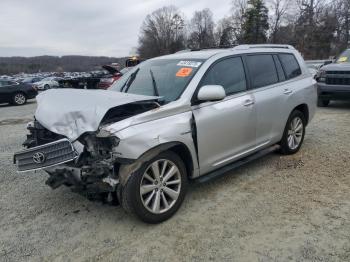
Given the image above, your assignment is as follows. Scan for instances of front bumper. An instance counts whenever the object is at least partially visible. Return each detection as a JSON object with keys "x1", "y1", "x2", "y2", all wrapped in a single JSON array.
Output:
[
  {"x1": 14, "y1": 139, "x2": 120, "y2": 202},
  {"x1": 317, "y1": 82, "x2": 350, "y2": 100}
]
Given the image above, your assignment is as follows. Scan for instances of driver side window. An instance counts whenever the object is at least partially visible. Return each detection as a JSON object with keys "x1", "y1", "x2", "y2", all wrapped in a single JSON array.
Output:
[{"x1": 200, "y1": 57, "x2": 247, "y2": 96}]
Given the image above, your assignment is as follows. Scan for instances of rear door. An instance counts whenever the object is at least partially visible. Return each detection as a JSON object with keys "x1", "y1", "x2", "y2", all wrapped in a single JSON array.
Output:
[
  {"x1": 244, "y1": 53, "x2": 301, "y2": 146},
  {"x1": 192, "y1": 56, "x2": 256, "y2": 174}
]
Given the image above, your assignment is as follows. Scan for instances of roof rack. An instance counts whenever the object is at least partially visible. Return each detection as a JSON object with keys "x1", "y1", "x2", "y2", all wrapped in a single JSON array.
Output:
[
  {"x1": 234, "y1": 44, "x2": 295, "y2": 50},
  {"x1": 176, "y1": 45, "x2": 238, "y2": 53},
  {"x1": 175, "y1": 44, "x2": 295, "y2": 54}
]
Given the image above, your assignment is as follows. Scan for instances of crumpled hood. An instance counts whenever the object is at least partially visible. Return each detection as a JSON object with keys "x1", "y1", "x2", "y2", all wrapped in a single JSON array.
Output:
[{"x1": 35, "y1": 89, "x2": 158, "y2": 140}]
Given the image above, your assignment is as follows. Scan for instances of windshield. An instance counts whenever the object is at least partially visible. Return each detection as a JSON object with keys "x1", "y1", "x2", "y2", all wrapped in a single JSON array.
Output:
[
  {"x1": 110, "y1": 59, "x2": 204, "y2": 103},
  {"x1": 336, "y1": 49, "x2": 350, "y2": 63}
]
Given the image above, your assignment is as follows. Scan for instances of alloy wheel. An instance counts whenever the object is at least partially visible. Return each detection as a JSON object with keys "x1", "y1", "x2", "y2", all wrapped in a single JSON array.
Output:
[
  {"x1": 287, "y1": 116, "x2": 303, "y2": 150},
  {"x1": 140, "y1": 159, "x2": 181, "y2": 214},
  {"x1": 14, "y1": 93, "x2": 26, "y2": 105}
]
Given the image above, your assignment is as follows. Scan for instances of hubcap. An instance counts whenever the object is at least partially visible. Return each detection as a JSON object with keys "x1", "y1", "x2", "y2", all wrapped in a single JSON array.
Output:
[
  {"x1": 287, "y1": 116, "x2": 303, "y2": 150},
  {"x1": 14, "y1": 94, "x2": 25, "y2": 104},
  {"x1": 140, "y1": 159, "x2": 181, "y2": 214}
]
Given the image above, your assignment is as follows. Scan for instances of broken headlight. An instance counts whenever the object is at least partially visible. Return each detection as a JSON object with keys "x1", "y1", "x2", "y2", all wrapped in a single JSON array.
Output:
[
  {"x1": 96, "y1": 128, "x2": 120, "y2": 147},
  {"x1": 316, "y1": 69, "x2": 326, "y2": 82},
  {"x1": 97, "y1": 128, "x2": 113, "y2": 138}
]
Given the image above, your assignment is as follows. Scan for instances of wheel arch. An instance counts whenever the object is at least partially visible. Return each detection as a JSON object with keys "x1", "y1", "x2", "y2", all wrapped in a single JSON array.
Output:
[
  {"x1": 293, "y1": 103, "x2": 309, "y2": 125},
  {"x1": 118, "y1": 141, "x2": 196, "y2": 186},
  {"x1": 168, "y1": 143, "x2": 194, "y2": 179},
  {"x1": 13, "y1": 90, "x2": 27, "y2": 97}
]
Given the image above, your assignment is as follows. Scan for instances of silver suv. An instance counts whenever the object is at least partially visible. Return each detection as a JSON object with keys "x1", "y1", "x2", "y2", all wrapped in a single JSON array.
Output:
[{"x1": 14, "y1": 45, "x2": 317, "y2": 223}]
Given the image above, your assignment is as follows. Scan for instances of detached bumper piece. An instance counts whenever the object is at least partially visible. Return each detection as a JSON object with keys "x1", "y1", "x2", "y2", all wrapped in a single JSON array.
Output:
[{"x1": 14, "y1": 138, "x2": 78, "y2": 172}]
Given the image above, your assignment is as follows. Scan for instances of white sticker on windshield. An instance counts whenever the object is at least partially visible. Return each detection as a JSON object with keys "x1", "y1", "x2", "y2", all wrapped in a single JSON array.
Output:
[{"x1": 177, "y1": 61, "x2": 202, "y2": 68}]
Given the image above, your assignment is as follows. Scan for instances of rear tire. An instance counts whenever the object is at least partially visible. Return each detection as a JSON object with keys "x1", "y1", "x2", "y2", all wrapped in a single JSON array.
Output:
[
  {"x1": 44, "y1": 84, "x2": 50, "y2": 90},
  {"x1": 279, "y1": 110, "x2": 306, "y2": 155},
  {"x1": 317, "y1": 99, "x2": 330, "y2": 107},
  {"x1": 121, "y1": 150, "x2": 188, "y2": 224},
  {"x1": 12, "y1": 92, "x2": 27, "y2": 106}
]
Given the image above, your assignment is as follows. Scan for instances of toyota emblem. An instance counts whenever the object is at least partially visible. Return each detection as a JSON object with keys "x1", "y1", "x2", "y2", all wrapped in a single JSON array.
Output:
[{"x1": 33, "y1": 152, "x2": 46, "y2": 164}]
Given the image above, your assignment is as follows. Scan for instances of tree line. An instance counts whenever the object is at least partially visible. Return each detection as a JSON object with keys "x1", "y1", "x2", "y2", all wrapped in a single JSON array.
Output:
[
  {"x1": 0, "y1": 55, "x2": 126, "y2": 75},
  {"x1": 137, "y1": 0, "x2": 350, "y2": 60}
]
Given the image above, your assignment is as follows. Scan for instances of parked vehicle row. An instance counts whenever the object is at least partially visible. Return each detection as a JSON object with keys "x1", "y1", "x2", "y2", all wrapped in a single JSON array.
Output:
[
  {"x1": 33, "y1": 77, "x2": 61, "y2": 90},
  {"x1": 14, "y1": 44, "x2": 317, "y2": 223}
]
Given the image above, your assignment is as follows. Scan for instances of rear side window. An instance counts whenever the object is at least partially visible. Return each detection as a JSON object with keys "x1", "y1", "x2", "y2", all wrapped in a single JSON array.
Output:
[
  {"x1": 200, "y1": 57, "x2": 247, "y2": 95},
  {"x1": 246, "y1": 54, "x2": 279, "y2": 88},
  {"x1": 278, "y1": 54, "x2": 302, "y2": 79}
]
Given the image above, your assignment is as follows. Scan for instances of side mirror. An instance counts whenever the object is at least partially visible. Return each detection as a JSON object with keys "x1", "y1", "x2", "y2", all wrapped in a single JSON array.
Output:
[{"x1": 197, "y1": 85, "x2": 226, "y2": 102}]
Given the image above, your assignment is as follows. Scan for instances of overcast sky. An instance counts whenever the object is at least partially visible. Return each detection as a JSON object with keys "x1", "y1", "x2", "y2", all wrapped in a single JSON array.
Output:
[{"x1": 0, "y1": 0, "x2": 232, "y2": 57}]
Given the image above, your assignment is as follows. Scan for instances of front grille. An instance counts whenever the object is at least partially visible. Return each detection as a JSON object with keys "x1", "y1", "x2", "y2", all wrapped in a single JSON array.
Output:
[
  {"x1": 326, "y1": 77, "x2": 350, "y2": 85},
  {"x1": 325, "y1": 71, "x2": 350, "y2": 85},
  {"x1": 14, "y1": 139, "x2": 77, "y2": 172},
  {"x1": 326, "y1": 71, "x2": 350, "y2": 75}
]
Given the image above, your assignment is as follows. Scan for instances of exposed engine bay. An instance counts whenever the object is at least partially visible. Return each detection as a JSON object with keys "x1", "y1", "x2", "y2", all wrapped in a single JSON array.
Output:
[{"x1": 16, "y1": 99, "x2": 160, "y2": 204}]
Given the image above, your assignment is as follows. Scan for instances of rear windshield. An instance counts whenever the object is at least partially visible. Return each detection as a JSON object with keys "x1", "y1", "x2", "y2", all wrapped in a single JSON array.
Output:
[
  {"x1": 337, "y1": 50, "x2": 350, "y2": 63},
  {"x1": 110, "y1": 59, "x2": 204, "y2": 103}
]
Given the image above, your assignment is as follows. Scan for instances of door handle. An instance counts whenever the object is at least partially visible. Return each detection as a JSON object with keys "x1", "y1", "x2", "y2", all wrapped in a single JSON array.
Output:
[
  {"x1": 283, "y1": 89, "x2": 293, "y2": 95},
  {"x1": 243, "y1": 99, "x2": 255, "y2": 107}
]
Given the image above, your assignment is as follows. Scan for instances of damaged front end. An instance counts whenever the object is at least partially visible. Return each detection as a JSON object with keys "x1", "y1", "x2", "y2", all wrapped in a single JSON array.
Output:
[
  {"x1": 14, "y1": 120, "x2": 123, "y2": 203},
  {"x1": 45, "y1": 133, "x2": 123, "y2": 203},
  {"x1": 13, "y1": 89, "x2": 161, "y2": 203}
]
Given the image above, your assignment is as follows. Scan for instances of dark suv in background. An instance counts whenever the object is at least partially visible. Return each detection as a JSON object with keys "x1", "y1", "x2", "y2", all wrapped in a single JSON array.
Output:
[
  {"x1": 316, "y1": 49, "x2": 350, "y2": 106},
  {"x1": 0, "y1": 80, "x2": 38, "y2": 106}
]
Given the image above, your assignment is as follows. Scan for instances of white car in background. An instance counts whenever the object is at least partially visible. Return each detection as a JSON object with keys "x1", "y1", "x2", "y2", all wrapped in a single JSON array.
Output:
[{"x1": 34, "y1": 77, "x2": 60, "y2": 90}]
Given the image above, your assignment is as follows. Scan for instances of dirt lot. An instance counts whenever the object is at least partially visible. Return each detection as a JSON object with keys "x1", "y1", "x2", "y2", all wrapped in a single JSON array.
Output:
[{"x1": 1, "y1": 99, "x2": 350, "y2": 262}]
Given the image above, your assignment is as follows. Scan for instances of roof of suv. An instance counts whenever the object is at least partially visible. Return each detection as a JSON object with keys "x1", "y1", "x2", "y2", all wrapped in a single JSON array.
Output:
[{"x1": 156, "y1": 44, "x2": 296, "y2": 60}]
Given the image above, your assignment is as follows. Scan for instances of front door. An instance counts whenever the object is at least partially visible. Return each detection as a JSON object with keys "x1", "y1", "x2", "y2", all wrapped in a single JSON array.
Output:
[{"x1": 192, "y1": 56, "x2": 256, "y2": 174}]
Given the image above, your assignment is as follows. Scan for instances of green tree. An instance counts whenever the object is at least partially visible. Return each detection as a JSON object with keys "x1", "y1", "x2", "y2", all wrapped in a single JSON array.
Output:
[{"x1": 241, "y1": 0, "x2": 269, "y2": 43}]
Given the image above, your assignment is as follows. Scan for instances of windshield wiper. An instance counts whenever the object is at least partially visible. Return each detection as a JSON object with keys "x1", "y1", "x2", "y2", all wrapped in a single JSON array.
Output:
[
  {"x1": 121, "y1": 68, "x2": 140, "y2": 92},
  {"x1": 149, "y1": 69, "x2": 160, "y2": 97}
]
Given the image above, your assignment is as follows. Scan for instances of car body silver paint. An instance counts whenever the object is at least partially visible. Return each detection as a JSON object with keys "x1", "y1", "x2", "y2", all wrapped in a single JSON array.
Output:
[
  {"x1": 34, "y1": 46, "x2": 316, "y2": 179},
  {"x1": 191, "y1": 91, "x2": 256, "y2": 174},
  {"x1": 35, "y1": 88, "x2": 158, "y2": 141},
  {"x1": 101, "y1": 47, "x2": 316, "y2": 178},
  {"x1": 110, "y1": 110, "x2": 199, "y2": 177}
]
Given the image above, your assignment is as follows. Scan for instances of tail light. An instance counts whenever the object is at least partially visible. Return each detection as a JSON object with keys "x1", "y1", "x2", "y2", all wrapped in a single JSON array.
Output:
[{"x1": 100, "y1": 78, "x2": 115, "y2": 84}]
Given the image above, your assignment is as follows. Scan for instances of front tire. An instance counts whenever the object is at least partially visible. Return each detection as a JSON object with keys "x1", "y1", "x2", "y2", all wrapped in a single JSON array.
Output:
[
  {"x1": 279, "y1": 110, "x2": 306, "y2": 155},
  {"x1": 121, "y1": 151, "x2": 188, "y2": 224},
  {"x1": 44, "y1": 84, "x2": 50, "y2": 90}
]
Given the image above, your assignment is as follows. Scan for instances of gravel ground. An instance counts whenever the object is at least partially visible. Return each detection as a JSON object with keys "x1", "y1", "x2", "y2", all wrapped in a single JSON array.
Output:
[{"x1": 1, "y1": 99, "x2": 350, "y2": 262}]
